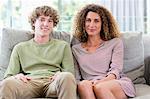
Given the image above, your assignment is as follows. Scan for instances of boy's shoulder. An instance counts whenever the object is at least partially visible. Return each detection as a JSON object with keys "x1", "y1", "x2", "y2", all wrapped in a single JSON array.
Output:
[{"x1": 14, "y1": 39, "x2": 32, "y2": 49}]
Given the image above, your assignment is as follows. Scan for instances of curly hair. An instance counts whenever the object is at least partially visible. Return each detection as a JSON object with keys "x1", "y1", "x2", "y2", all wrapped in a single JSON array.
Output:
[
  {"x1": 73, "y1": 4, "x2": 120, "y2": 42},
  {"x1": 28, "y1": 6, "x2": 59, "y2": 30}
]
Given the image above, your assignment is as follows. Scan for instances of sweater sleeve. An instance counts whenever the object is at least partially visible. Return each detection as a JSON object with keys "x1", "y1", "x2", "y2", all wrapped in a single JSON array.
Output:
[
  {"x1": 61, "y1": 43, "x2": 75, "y2": 75},
  {"x1": 107, "y1": 39, "x2": 124, "y2": 79},
  {"x1": 4, "y1": 45, "x2": 21, "y2": 78}
]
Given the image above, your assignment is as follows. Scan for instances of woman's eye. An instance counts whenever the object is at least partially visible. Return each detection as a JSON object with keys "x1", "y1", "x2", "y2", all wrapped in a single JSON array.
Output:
[
  {"x1": 94, "y1": 19, "x2": 99, "y2": 23},
  {"x1": 86, "y1": 19, "x2": 91, "y2": 22}
]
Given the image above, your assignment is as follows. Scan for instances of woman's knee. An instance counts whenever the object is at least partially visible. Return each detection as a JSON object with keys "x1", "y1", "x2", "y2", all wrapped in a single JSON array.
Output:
[
  {"x1": 93, "y1": 84, "x2": 105, "y2": 94},
  {"x1": 93, "y1": 81, "x2": 127, "y2": 99},
  {"x1": 78, "y1": 80, "x2": 92, "y2": 86},
  {"x1": 78, "y1": 80, "x2": 92, "y2": 90}
]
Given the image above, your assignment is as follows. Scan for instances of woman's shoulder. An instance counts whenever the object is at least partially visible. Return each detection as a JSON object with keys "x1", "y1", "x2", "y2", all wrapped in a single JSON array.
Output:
[
  {"x1": 107, "y1": 38, "x2": 123, "y2": 44},
  {"x1": 72, "y1": 43, "x2": 81, "y2": 49},
  {"x1": 111, "y1": 37, "x2": 122, "y2": 42},
  {"x1": 104, "y1": 38, "x2": 123, "y2": 48},
  {"x1": 72, "y1": 43, "x2": 84, "y2": 54}
]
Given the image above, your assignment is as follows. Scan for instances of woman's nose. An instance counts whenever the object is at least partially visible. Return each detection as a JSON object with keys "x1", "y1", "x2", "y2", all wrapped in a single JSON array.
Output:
[{"x1": 89, "y1": 21, "x2": 94, "y2": 27}]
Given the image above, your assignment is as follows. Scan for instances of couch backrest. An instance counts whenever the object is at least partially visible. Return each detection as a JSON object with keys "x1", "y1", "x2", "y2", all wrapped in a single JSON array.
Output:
[{"x1": 143, "y1": 35, "x2": 150, "y2": 59}]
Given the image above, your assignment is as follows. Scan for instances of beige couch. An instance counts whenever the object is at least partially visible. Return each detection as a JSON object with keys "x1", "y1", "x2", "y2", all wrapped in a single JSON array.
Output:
[{"x1": 0, "y1": 28, "x2": 150, "y2": 99}]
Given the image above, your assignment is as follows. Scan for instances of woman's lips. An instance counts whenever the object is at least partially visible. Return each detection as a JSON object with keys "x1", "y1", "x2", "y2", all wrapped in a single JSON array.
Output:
[{"x1": 88, "y1": 29, "x2": 96, "y2": 32}]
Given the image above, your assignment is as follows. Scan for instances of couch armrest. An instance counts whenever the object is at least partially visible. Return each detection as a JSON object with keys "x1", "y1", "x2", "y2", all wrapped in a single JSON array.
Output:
[{"x1": 144, "y1": 56, "x2": 150, "y2": 85}]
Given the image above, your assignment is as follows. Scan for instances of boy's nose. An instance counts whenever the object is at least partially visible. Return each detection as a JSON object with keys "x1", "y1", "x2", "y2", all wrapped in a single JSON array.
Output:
[{"x1": 43, "y1": 21, "x2": 49, "y2": 25}]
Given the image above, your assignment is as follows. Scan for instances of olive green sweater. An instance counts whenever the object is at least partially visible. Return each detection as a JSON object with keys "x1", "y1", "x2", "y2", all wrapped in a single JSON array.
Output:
[{"x1": 4, "y1": 39, "x2": 74, "y2": 78}]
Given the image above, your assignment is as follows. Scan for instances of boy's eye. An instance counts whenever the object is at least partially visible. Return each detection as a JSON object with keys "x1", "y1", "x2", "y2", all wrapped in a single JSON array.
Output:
[
  {"x1": 39, "y1": 18, "x2": 45, "y2": 22},
  {"x1": 49, "y1": 20, "x2": 53, "y2": 22}
]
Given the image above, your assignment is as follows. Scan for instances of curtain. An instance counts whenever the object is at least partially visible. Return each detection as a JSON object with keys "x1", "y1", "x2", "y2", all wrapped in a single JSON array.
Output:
[
  {"x1": 147, "y1": 0, "x2": 150, "y2": 33},
  {"x1": 99, "y1": 0, "x2": 144, "y2": 33}
]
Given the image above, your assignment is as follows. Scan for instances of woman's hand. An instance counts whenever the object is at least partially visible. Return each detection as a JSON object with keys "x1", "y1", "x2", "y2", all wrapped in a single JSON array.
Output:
[
  {"x1": 92, "y1": 73, "x2": 116, "y2": 85},
  {"x1": 92, "y1": 80, "x2": 101, "y2": 85},
  {"x1": 14, "y1": 73, "x2": 31, "y2": 83}
]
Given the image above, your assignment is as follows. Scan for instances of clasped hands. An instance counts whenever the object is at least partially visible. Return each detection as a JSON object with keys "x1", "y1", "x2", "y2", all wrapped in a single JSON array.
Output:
[
  {"x1": 91, "y1": 73, "x2": 116, "y2": 85},
  {"x1": 14, "y1": 71, "x2": 61, "y2": 83}
]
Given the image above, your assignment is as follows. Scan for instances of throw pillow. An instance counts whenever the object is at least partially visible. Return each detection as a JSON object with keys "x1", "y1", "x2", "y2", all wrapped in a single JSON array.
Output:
[{"x1": 121, "y1": 32, "x2": 145, "y2": 84}]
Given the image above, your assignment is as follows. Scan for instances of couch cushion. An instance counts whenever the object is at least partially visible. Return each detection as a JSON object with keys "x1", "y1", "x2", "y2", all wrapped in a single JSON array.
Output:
[
  {"x1": 134, "y1": 84, "x2": 150, "y2": 97},
  {"x1": 0, "y1": 28, "x2": 70, "y2": 80},
  {"x1": 121, "y1": 32, "x2": 145, "y2": 84}
]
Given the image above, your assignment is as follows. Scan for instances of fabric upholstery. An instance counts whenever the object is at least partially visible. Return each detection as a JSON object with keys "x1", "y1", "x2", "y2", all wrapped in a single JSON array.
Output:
[
  {"x1": 143, "y1": 35, "x2": 150, "y2": 59},
  {"x1": 121, "y1": 32, "x2": 144, "y2": 72},
  {"x1": 134, "y1": 84, "x2": 150, "y2": 97},
  {"x1": 121, "y1": 32, "x2": 145, "y2": 84}
]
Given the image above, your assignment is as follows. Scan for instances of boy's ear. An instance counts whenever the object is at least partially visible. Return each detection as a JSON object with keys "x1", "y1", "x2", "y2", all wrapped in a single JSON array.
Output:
[{"x1": 33, "y1": 22, "x2": 35, "y2": 27}]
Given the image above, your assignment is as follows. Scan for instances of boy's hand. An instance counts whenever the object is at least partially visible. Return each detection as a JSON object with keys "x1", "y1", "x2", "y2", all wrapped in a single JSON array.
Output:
[
  {"x1": 14, "y1": 73, "x2": 31, "y2": 83},
  {"x1": 49, "y1": 71, "x2": 61, "y2": 82}
]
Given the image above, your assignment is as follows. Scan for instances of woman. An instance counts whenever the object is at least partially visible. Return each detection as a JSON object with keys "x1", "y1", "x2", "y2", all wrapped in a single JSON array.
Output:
[{"x1": 72, "y1": 4, "x2": 136, "y2": 99}]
